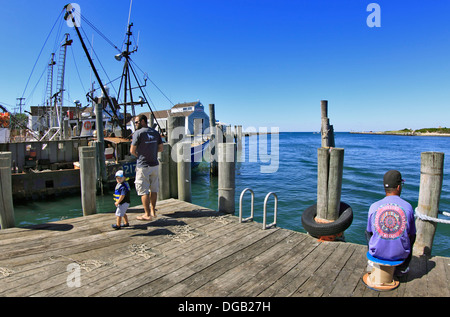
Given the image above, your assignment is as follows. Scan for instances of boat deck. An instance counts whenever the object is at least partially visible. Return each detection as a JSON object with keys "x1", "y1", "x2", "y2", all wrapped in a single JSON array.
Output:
[{"x1": 0, "y1": 199, "x2": 449, "y2": 297}]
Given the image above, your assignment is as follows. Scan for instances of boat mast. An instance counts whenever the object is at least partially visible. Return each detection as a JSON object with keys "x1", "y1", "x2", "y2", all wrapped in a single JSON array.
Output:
[
  {"x1": 44, "y1": 53, "x2": 56, "y2": 132},
  {"x1": 63, "y1": 4, "x2": 125, "y2": 136},
  {"x1": 55, "y1": 33, "x2": 72, "y2": 140},
  {"x1": 116, "y1": 23, "x2": 137, "y2": 130},
  {"x1": 115, "y1": 23, "x2": 165, "y2": 135}
]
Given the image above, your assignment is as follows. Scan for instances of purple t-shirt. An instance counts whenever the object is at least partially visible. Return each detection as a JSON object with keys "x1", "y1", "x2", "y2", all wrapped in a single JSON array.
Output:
[{"x1": 366, "y1": 195, "x2": 416, "y2": 261}]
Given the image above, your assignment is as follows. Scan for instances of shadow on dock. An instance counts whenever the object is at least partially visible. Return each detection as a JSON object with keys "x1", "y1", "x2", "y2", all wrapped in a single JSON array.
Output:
[{"x1": 24, "y1": 223, "x2": 74, "y2": 232}]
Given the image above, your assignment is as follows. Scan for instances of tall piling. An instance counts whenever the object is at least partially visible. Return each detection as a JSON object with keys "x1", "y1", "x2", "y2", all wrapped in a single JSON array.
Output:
[
  {"x1": 95, "y1": 100, "x2": 107, "y2": 186},
  {"x1": 157, "y1": 143, "x2": 170, "y2": 201},
  {"x1": 317, "y1": 146, "x2": 344, "y2": 221},
  {"x1": 0, "y1": 152, "x2": 15, "y2": 229},
  {"x1": 218, "y1": 142, "x2": 236, "y2": 214},
  {"x1": 327, "y1": 148, "x2": 344, "y2": 221},
  {"x1": 177, "y1": 139, "x2": 192, "y2": 202},
  {"x1": 209, "y1": 104, "x2": 218, "y2": 176},
  {"x1": 314, "y1": 100, "x2": 346, "y2": 237},
  {"x1": 168, "y1": 116, "x2": 185, "y2": 198},
  {"x1": 79, "y1": 146, "x2": 97, "y2": 216},
  {"x1": 236, "y1": 125, "x2": 242, "y2": 152},
  {"x1": 316, "y1": 148, "x2": 330, "y2": 220},
  {"x1": 321, "y1": 100, "x2": 335, "y2": 148},
  {"x1": 414, "y1": 152, "x2": 444, "y2": 257}
]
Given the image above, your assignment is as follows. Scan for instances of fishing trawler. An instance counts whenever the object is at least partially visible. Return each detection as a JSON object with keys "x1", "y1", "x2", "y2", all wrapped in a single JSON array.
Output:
[{"x1": 0, "y1": 4, "x2": 211, "y2": 200}]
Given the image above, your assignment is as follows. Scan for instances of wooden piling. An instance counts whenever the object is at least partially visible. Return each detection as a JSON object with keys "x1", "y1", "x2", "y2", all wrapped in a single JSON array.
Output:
[
  {"x1": 177, "y1": 140, "x2": 192, "y2": 203},
  {"x1": 157, "y1": 143, "x2": 170, "y2": 201},
  {"x1": 79, "y1": 146, "x2": 97, "y2": 216},
  {"x1": 168, "y1": 116, "x2": 185, "y2": 199},
  {"x1": 236, "y1": 125, "x2": 242, "y2": 152},
  {"x1": 209, "y1": 104, "x2": 218, "y2": 176},
  {"x1": 210, "y1": 126, "x2": 219, "y2": 176},
  {"x1": 0, "y1": 152, "x2": 15, "y2": 229},
  {"x1": 321, "y1": 100, "x2": 335, "y2": 148},
  {"x1": 327, "y1": 148, "x2": 344, "y2": 221},
  {"x1": 414, "y1": 152, "x2": 444, "y2": 257},
  {"x1": 63, "y1": 119, "x2": 70, "y2": 139},
  {"x1": 317, "y1": 99, "x2": 343, "y2": 223},
  {"x1": 95, "y1": 101, "x2": 107, "y2": 185},
  {"x1": 209, "y1": 104, "x2": 216, "y2": 129},
  {"x1": 218, "y1": 142, "x2": 236, "y2": 214},
  {"x1": 316, "y1": 148, "x2": 330, "y2": 220}
]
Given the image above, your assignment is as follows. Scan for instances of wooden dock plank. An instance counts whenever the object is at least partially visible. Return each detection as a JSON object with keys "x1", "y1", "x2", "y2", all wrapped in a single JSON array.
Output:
[
  {"x1": 34, "y1": 209, "x2": 238, "y2": 297},
  {"x1": 0, "y1": 199, "x2": 449, "y2": 297},
  {"x1": 184, "y1": 229, "x2": 295, "y2": 297},
  {"x1": 327, "y1": 243, "x2": 367, "y2": 296},
  {"x1": 122, "y1": 222, "x2": 277, "y2": 297},
  {"x1": 228, "y1": 233, "x2": 311, "y2": 297}
]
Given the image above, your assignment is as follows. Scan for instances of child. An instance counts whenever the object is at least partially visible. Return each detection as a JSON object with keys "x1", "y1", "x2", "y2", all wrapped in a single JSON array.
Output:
[{"x1": 112, "y1": 170, "x2": 131, "y2": 230}]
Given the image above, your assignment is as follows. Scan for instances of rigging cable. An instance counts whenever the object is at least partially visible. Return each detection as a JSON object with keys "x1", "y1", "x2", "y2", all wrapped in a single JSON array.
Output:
[
  {"x1": 129, "y1": 58, "x2": 175, "y2": 107},
  {"x1": 21, "y1": 10, "x2": 65, "y2": 101},
  {"x1": 80, "y1": 15, "x2": 121, "y2": 53},
  {"x1": 78, "y1": 24, "x2": 119, "y2": 99},
  {"x1": 127, "y1": 60, "x2": 164, "y2": 134},
  {"x1": 69, "y1": 45, "x2": 87, "y2": 94}
]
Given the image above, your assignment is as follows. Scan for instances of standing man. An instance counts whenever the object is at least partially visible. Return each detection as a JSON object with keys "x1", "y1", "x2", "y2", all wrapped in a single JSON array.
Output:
[
  {"x1": 131, "y1": 114, "x2": 163, "y2": 221},
  {"x1": 366, "y1": 170, "x2": 416, "y2": 276}
]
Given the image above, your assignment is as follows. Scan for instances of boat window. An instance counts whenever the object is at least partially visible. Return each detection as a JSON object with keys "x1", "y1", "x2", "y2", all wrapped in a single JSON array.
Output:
[{"x1": 58, "y1": 143, "x2": 64, "y2": 150}]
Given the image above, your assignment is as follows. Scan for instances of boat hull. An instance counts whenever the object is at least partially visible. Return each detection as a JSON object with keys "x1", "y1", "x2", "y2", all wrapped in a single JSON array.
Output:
[
  {"x1": 9, "y1": 138, "x2": 210, "y2": 200},
  {"x1": 191, "y1": 139, "x2": 210, "y2": 168}
]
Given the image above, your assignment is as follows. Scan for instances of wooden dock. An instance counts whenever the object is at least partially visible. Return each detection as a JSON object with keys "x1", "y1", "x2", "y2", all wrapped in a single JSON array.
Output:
[{"x1": 0, "y1": 199, "x2": 449, "y2": 297}]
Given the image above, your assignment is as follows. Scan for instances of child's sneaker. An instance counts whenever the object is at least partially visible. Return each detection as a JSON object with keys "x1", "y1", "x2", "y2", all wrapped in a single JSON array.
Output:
[{"x1": 111, "y1": 224, "x2": 121, "y2": 230}]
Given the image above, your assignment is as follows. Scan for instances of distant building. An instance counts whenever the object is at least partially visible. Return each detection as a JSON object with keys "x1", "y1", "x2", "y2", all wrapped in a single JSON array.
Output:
[{"x1": 139, "y1": 101, "x2": 210, "y2": 136}]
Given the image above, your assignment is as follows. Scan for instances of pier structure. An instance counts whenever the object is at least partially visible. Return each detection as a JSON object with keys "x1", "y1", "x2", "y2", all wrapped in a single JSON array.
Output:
[
  {"x1": 0, "y1": 152, "x2": 15, "y2": 229},
  {"x1": 1, "y1": 101, "x2": 448, "y2": 296},
  {"x1": 0, "y1": 199, "x2": 448, "y2": 297}
]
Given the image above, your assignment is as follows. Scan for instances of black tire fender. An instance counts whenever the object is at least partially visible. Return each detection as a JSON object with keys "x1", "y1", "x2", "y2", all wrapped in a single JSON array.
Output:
[{"x1": 301, "y1": 202, "x2": 353, "y2": 238}]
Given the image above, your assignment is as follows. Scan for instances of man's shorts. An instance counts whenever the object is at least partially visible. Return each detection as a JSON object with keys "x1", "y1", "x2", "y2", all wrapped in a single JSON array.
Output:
[
  {"x1": 135, "y1": 165, "x2": 159, "y2": 196},
  {"x1": 115, "y1": 202, "x2": 129, "y2": 217}
]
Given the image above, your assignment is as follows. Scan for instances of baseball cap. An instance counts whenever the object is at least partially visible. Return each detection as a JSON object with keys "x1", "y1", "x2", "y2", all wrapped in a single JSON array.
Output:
[
  {"x1": 383, "y1": 170, "x2": 404, "y2": 188},
  {"x1": 115, "y1": 170, "x2": 124, "y2": 178}
]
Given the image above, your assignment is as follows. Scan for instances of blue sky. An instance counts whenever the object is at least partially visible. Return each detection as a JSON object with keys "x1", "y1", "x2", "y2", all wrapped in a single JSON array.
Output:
[{"x1": 0, "y1": 0, "x2": 449, "y2": 132}]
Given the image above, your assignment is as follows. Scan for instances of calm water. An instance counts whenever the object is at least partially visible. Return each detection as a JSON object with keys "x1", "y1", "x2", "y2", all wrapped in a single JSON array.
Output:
[{"x1": 13, "y1": 132, "x2": 450, "y2": 257}]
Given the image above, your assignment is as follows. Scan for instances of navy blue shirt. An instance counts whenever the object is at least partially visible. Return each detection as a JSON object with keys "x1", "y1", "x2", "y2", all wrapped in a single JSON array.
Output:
[{"x1": 131, "y1": 127, "x2": 163, "y2": 167}]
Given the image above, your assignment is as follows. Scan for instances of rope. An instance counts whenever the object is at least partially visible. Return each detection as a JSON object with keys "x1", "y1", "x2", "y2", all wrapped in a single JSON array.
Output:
[
  {"x1": 0, "y1": 267, "x2": 14, "y2": 277},
  {"x1": 415, "y1": 207, "x2": 450, "y2": 224}
]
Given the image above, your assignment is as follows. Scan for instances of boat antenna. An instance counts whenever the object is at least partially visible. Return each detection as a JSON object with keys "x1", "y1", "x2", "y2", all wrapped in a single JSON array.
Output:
[{"x1": 127, "y1": 0, "x2": 133, "y2": 30}]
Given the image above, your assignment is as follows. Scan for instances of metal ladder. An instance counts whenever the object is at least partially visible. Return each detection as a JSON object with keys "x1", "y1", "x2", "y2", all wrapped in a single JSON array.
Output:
[{"x1": 239, "y1": 188, "x2": 278, "y2": 230}]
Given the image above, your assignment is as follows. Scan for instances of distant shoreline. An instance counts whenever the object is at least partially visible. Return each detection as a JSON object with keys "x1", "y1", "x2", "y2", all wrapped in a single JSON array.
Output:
[
  {"x1": 240, "y1": 130, "x2": 450, "y2": 137},
  {"x1": 350, "y1": 131, "x2": 450, "y2": 137}
]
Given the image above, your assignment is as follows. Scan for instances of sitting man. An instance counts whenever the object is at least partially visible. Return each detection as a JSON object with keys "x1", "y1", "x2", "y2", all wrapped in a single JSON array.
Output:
[{"x1": 366, "y1": 170, "x2": 416, "y2": 276}]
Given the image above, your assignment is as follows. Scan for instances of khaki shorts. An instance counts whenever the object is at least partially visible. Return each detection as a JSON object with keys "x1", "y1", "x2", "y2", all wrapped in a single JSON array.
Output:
[
  {"x1": 115, "y1": 202, "x2": 129, "y2": 217},
  {"x1": 135, "y1": 165, "x2": 159, "y2": 196}
]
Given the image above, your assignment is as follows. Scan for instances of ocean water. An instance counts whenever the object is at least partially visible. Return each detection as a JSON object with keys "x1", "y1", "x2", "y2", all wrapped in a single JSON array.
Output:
[{"x1": 12, "y1": 132, "x2": 450, "y2": 257}]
